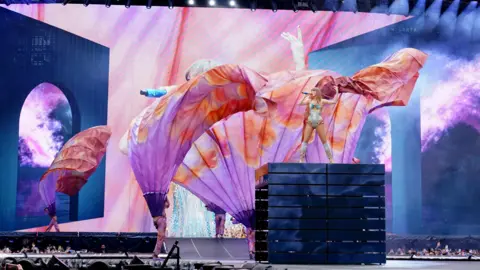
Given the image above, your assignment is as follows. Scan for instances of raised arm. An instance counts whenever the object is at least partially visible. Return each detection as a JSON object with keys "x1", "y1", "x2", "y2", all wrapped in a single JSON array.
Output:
[{"x1": 281, "y1": 26, "x2": 306, "y2": 71}]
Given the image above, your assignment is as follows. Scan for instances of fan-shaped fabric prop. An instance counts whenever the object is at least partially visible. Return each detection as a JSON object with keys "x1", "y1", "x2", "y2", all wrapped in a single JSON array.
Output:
[
  {"x1": 174, "y1": 48, "x2": 427, "y2": 229},
  {"x1": 39, "y1": 126, "x2": 111, "y2": 216},
  {"x1": 126, "y1": 64, "x2": 275, "y2": 218}
]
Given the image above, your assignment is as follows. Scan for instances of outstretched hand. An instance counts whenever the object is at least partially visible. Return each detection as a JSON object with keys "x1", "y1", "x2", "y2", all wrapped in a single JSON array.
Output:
[
  {"x1": 281, "y1": 26, "x2": 306, "y2": 71},
  {"x1": 281, "y1": 25, "x2": 303, "y2": 47}
]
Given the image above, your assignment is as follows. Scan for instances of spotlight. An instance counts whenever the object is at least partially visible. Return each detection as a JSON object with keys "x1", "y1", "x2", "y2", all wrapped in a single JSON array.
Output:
[
  {"x1": 271, "y1": 0, "x2": 277, "y2": 12},
  {"x1": 105, "y1": 0, "x2": 111, "y2": 7},
  {"x1": 146, "y1": 0, "x2": 152, "y2": 8},
  {"x1": 250, "y1": 0, "x2": 257, "y2": 10},
  {"x1": 292, "y1": 0, "x2": 298, "y2": 12},
  {"x1": 208, "y1": 0, "x2": 215, "y2": 5},
  {"x1": 83, "y1": 0, "x2": 89, "y2": 6},
  {"x1": 125, "y1": 0, "x2": 131, "y2": 8},
  {"x1": 187, "y1": 0, "x2": 194, "y2": 4},
  {"x1": 229, "y1": 0, "x2": 236, "y2": 6},
  {"x1": 308, "y1": 0, "x2": 317, "y2": 12}
]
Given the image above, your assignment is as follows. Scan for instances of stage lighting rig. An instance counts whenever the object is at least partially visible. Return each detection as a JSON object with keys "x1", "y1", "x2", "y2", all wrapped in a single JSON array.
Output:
[
  {"x1": 271, "y1": 0, "x2": 277, "y2": 12},
  {"x1": 308, "y1": 0, "x2": 317, "y2": 12},
  {"x1": 292, "y1": 0, "x2": 299, "y2": 12},
  {"x1": 250, "y1": 0, "x2": 257, "y2": 10}
]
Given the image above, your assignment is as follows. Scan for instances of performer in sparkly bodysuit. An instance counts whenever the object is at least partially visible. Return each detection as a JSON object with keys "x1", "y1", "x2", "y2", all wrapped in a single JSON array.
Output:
[{"x1": 298, "y1": 77, "x2": 339, "y2": 163}]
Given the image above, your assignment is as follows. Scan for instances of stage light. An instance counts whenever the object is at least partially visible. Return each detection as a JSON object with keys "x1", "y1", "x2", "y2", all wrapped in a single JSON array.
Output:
[
  {"x1": 83, "y1": 0, "x2": 89, "y2": 6},
  {"x1": 208, "y1": 0, "x2": 216, "y2": 5},
  {"x1": 250, "y1": 0, "x2": 257, "y2": 10},
  {"x1": 146, "y1": 0, "x2": 152, "y2": 9},
  {"x1": 125, "y1": 0, "x2": 131, "y2": 8},
  {"x1": 308, "y1": 0, "x2": 317, "y2": 11},
  {"x1": 188, "y1": 0, "x2": 194, "y2": 4},
  {"x1": 271, "y1": 0, "x2": 277, "y2": 12},
  {"x1": 229, "y1": 0, "x2": 236, "y2": 6},
  {"x1": 292, "y1": 0, "x2": 298, "y2": 12}
]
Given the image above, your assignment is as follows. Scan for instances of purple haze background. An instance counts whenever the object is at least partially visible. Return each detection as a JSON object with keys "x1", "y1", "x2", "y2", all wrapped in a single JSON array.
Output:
[{"x1": 17, "y1": 83, "x2": 72, "y2": 217}]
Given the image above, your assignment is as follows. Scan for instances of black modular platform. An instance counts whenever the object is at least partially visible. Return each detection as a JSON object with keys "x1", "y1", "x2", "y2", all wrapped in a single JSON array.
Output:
[{"x1": 255, "y1": 163, "x2": 386, "y2": 265}]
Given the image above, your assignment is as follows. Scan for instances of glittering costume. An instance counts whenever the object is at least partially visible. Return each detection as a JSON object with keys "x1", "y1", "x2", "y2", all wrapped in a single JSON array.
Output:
[{"x1": 307, "y1": 103, "x2": 323, "y2": 128}]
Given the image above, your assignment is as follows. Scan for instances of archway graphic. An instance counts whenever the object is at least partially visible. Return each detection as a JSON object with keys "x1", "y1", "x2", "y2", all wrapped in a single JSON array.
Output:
[{"x1": 17, "y1": 83, "x2": 73, "y2": 220}]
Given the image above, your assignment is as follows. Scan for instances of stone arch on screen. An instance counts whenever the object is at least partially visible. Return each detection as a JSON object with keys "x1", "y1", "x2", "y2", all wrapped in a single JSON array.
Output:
[{"x1": 17, "y1": 82, "x2": 75, "y2": 225}]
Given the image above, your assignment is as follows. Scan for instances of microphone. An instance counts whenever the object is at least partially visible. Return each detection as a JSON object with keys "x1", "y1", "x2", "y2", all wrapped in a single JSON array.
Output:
[{"x1": 302, "y1": 92, "x2": 309, "y2": 95}]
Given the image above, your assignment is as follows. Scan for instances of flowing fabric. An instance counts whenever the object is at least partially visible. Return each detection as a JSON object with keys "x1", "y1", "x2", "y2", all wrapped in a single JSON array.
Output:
[
  {"x1": 38, "y1": 126, "x2": 111, "y2": 216},
  {"x1": 174, "y1": 48, "x2": 427, "y2": 227},
  {"x1": 127, "y1": 64, "x2": 276, "y2": 218}
]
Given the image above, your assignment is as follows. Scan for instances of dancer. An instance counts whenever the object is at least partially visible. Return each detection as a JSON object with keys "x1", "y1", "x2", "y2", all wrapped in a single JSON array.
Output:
[
  {"x1": 153, "y1": 197, "x2": 170, "y2": 257},
  {"x1": 298, "y1": 77, "x2": 339, "y2": 163},
  {"x1": 153, "y1": 197, "x2": 170, "y2": 258},
  {"x1": 205, "y1": 204, "x2": 226, "y2": 238},
  {"x1": 44, "y1": 207, "x2": 60, "y2": 232}
]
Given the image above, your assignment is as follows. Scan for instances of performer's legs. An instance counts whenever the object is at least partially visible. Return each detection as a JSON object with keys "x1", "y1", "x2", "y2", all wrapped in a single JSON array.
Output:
[
  {"x1": 153, "y1": 217, "x2": 167, "y2": 257},
  {"x1": 45, "y1": 217, "x2": 58, "y2": 232},
  {"x1": 316, "y1": 122, "x2": 333, "y2": 163},
  {"x1": 246, "y1": 228, "x2": 255, "y2": 259},
  {"x1": 300, "y1": 124, "x2": 314, "y2": 163},
  {"x1": 215, "y1": 215, "x2": 221, "y2": 238},
  {"x1": 219, "y1": 214, "x2": 226, "y2": 237},
  {"x1": 53, "y1": 219, "x2": 60, "y2": 232}
]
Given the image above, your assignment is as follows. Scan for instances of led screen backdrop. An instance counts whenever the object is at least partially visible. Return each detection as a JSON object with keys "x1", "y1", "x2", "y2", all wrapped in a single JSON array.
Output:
[
  {"x1": 2, "y1": 3, "x2": 480, "y2": 236},
  {"x1": 0, "y1": 6, "x2": 109, "y2": 231}
]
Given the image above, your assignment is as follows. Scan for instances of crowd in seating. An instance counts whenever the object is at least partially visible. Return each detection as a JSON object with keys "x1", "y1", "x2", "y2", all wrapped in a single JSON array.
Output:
[
  {"x1": 1, "y1": 243, "x2": 90, "y2": 254},
  {"x1": 388, "y1": 241, "x2": 480, "y2": 257}
]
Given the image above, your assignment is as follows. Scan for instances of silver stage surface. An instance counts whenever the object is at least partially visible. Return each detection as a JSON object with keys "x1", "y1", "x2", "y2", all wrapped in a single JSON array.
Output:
[{"x1": 269, "y1": 260, "x2": 480, "y2": 269}]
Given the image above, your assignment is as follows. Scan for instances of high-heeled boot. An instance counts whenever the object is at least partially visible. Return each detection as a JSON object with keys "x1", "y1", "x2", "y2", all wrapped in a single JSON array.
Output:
[
  {"x1": 323, "y1": 143, "x2": 334, "y2": 163},
  {"x1": 299, "y1": 142, "x2": 307, "y2": 163}
]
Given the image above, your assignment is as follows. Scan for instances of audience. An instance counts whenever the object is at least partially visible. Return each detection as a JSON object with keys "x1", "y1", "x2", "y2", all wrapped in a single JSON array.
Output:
[{"x1": 388, "y1": 242, "x2": 480, "y2": 257}]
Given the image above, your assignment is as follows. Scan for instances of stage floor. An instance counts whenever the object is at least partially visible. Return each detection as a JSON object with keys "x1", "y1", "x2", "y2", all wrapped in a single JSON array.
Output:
[{"x1": 266, "y1": 260, "x2": 480, "y2": 269}]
